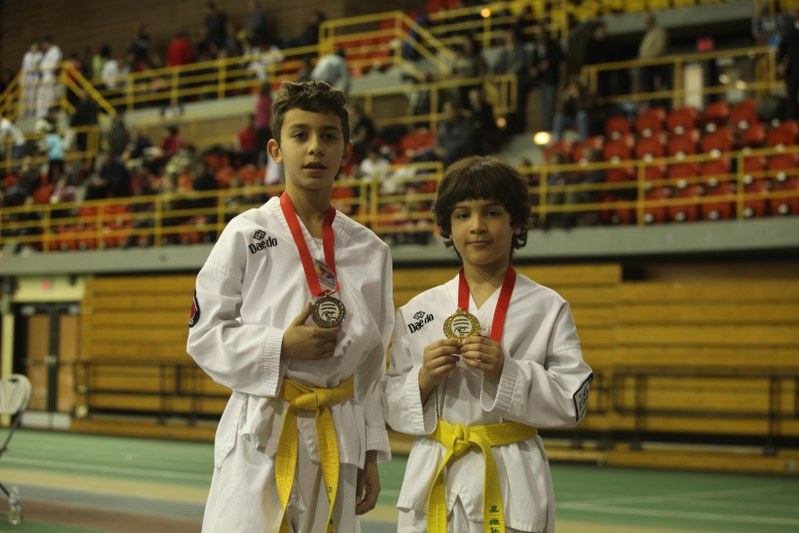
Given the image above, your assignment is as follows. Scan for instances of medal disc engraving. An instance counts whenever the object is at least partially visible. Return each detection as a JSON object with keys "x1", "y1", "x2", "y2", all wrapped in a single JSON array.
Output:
[
  {"x1": 312, "y1": 294, "x2": 346, "y2": 328},
  {"x1": 443, "y1": 309, "x2": 481, "y2": 340}
]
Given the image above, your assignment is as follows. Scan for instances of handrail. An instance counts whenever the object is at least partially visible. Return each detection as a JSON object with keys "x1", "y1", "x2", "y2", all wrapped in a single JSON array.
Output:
[
  {"x1": 581, "y1": 45, "x2": 778, "y2": 108},
  {"x1": 1, "y1": 144, "x2": 797, "y2": 253},
  {"x1": 613, "y1": 366, "x2": 799, "y2": 453}
]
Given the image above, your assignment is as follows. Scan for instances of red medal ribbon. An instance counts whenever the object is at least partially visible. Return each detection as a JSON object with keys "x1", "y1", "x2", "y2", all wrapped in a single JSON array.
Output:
[
  {"x1": 457, "y1": 265, "x2": 517, "y2": 342},
  {"x1": 280, "y1": 192, "x2": 339, "y2": 297}
]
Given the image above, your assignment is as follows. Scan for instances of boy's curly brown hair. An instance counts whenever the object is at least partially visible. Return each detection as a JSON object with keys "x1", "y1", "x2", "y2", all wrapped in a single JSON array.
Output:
[
  {"x1": 271, "y1": 80, "x2": 350, "y2": 145},
  {"x1": 432, "y1": 155, "x2": 531, "y2": 252}
]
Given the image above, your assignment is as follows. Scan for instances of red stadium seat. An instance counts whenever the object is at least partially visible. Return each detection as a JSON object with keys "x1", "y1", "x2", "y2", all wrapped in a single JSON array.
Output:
[
  {"x1": 700, "y1": 158, "x2": 731, "y2": 187},
  {"x1": 667, "y1": 183, "x2": 703, "y2": 222},
  {"x1": 666, "y1": 106, "x2": 698, "y2": 135},
  {"x1": 667, "y1": 130, "x2": 699, "y2": 158},
  {"x1": 635, "y1": 106, "x2": 667, "y2": 137},
  {"x1": 742, "y1": 155, "x2": 767, "y2": 185},
  {"x1": 635, "y1": 134, "x2": 667, "y2": 181},
  {"x1": 604, "y1": 115, "x2": 632, "y2": 140},
  {"x1": 702, "y1": 180, "x2": 736, "y2": 221},
  {"x1": 740, "y1": 122, "x2": 767, "y2": 148},
  {"x1": 544, "y1": 140, "x2": 573, "y2": 163},
  {"x1": 601, "y1": 196, "x2": 635, "y2": 225},
  {"x1": 770, "y1": 174, "x2": 799, "y2": 215},
  {"x1": 668, "y1": 162, "x2": 700, "y2": 187},
  {"x1": 572, "y1": 136, "x2": 604, "y2": 163},
  {"x1": 766, "y1": 120, "x2": 799, "y2": 148},
  {"x1": 730, "y1": 98, "x2": 759, "y2": 131},
  {"x1": 643, "y1": 186, "x2": 670, "y2": 224},
  {"x1": 603, "y1": 137, "x2": 634, "y2": 183},
  {"x1": 701, "y1": 101, "x2": 730, "y2": 132},
  {"x1": 701, "y1": 127, "x2": 734, "y2": 157},
  {"x1": 768, "y1": 152, "x2": 799, "y2": 183},
  {"x1": 743, "y1": 179, "x2": 770, "y2": 218}
]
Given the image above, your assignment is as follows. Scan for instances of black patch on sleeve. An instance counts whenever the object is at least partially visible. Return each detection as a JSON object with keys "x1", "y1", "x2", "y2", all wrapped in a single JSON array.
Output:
[
  {"x1": 573, "y1": 374, "x2": 592, "y2": 422},
  {"x1": 189, "y1": 291, "x2": 201, "y2": 328}
]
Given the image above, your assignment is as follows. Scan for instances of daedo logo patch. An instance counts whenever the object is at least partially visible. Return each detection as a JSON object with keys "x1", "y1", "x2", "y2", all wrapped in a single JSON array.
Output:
[
  {"x1": 408, "y1": 310, "x2": 434, "y2": 334},
  {"x1": 189, "y1": 291, "x2": 201, "y2": 328},
  {"x1": 249, "y1": 229, "x2": 277, "y2": 254}
]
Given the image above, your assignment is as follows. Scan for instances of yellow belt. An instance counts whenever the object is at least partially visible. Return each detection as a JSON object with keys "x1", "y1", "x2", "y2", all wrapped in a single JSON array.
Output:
[
  {"x1": 276, "y1": 376, "x2": 354, "y2": 533},
  {"x1": 426, "y1": 419, "x2": 537, "y2": 533}
]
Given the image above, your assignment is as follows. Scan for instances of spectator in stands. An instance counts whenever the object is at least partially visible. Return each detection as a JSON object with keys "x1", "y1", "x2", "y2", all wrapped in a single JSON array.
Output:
[
  {"x1": 104, "y1": 112, "x2": 130, "y2": 158},
  {"x1": 492, "y1": 29, "x2": 529, "y2": 134},
  {"x1": 311, "y1": 49, "x2": 351, "y2": 95},
  {"x1": 466, "y1": 86, "x2": 500, "y2": 154},
  {"x1": 778, "y1": 6, "x2": 799, "y2": 120},
  {"x1": 69, "y1": 89, "x2": 99, "y2": 155},
  {"x1": 204, "y1": 2, "x2": 230, "y2": 53},
  {"x1": 296, "y1": 56, "x2": 313, "y2": 82},
  {"x1": 254, "y1": 82, "x2": 273, "y2": 167},
  {"x1": 349, "y1": 103, "x2": 377, "y2": 165},
  {"x1": 92, "y1": 45, "x2": 110, "y2": 84},
  {"x1": 99, "y1": 150, "x2": 131, "y2": 198},
  {"x1": 542, "y1": 150, "x2": 570, "y2": 230},
  {"x1": 0, "y1": 116, "x2": 27, "y2": 171},
  {"x1": 49, "y1": 174, "x2": 77, "y2": 219},
  {"x1": 37, "y1": 35, "x2": 62, "y2": 118},
  {"x1": 123, "y1": 128, "x2": 152, "y2": 164},
  {"x1": 530, "y1": 23, "x2": 564, "y2": 134},
  {"x1": 553, "y1": 76, "x2": 591, "y2": 143},
  {"x1": 452, "y1": 34, "x2": 488, "y2": 109},
  {"x1": 408, "y1": 72, "x2": 435, "y2": 129},
  {"x1": 237, "y1": 113, "x2": 258, "y2": 166},
  {"x1": 166, "y1": 31, "x2": 194, "y2": 68},
  {"x1": 583, "y1": 21, "x2": 621, "y2": 99},
  {"x1": 357, "y1": 143, "x2": 394, "y2": 193},
  {"x1": 100, "y1": 49, "x2": 129, "y2": 92},
  {"x1": 128, "y1": 23, "x2": 152, "y2": 71},
  {"x1": 299, "y1": 9, "x2": 326, "y2": 48},
  {"x1": 20, "y1": 40, "x2": 42, "y2": 118},
  {"x1": 245, "y1": 0, "x2": 270, "y2": 47},
  {"x1": 432, "y1": 99, "x2": 475, "y2": 168},
  {"x1": 563, "y1": 146, "x2": 603, "y2": 228},
  {"x1": 636, "y1": 13, "x2": 669, "y2": 97}
]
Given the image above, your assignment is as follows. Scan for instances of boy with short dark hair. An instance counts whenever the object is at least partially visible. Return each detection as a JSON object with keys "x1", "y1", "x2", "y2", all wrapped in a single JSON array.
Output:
[
  {"x1": 384, "y1": 155, "x2": 592, "y2": 533},
  {"x1": 188, "y1": 80, "x2": 393, "y2": 533}
]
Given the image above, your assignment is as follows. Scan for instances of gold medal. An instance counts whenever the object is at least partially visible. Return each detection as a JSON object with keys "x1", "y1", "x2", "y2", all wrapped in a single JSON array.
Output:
[
  {"x1": 443, "y1": 308, "x2": 481, "y2": 340},
  {"x1": 312, "y1": 294, "x2": 346, "y2": 328}
]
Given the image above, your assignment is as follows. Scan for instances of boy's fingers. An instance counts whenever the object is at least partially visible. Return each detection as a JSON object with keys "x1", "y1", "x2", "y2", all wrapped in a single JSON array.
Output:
[{"x1": 289, "y1": 302, "x2": 313, "y2": 327}]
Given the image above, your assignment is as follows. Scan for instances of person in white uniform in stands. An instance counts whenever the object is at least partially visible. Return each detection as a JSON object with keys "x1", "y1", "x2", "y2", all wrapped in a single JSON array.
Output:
[
  {"x1": 383, "y1": 155, "x2": 593, "y2": 533},
  {"x1": 187, "y1": 80, "x2": 394, "y2": 533}
]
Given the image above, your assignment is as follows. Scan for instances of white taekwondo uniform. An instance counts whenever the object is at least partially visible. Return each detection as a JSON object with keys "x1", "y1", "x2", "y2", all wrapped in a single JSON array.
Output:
[
  {"x1": 187, "y1": 196, "x2": 394, "y2": 533},
  {"x1": 383, "y1": 273, "x2": 592, "y2": 533}
]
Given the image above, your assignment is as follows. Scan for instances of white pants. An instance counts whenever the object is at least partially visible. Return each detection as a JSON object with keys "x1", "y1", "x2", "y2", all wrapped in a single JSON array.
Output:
[
  {"x1": 396, "y1": 496, "x2": 552, "y2": 533},
  {"x1": 202, "y1": 433, "x2": 359, "y2": 533}
]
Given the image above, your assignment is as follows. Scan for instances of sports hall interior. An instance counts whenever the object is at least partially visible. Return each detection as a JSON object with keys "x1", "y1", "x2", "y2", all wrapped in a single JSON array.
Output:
[{"x1": 0, "y1": 0, "x2": 798, "y2": 532}]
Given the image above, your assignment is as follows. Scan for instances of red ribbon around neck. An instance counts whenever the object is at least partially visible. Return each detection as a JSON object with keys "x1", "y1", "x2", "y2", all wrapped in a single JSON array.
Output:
[{"x1": 280, "y1": 192, "x2": 339, "y2": 297}]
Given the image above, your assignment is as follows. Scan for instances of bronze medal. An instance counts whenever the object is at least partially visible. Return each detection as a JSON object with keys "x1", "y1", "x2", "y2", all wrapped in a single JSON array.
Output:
[
  {"x1": 443, "y1": 308, "x2": 481, "y2": 340},
  {"x1": 312, "y1": 294, "x2": 346, "y2": 328}
]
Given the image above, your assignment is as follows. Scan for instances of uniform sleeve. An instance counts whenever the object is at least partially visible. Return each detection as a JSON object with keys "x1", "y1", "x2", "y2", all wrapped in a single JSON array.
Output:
[
  {"x1": 481, "y1": 301, "x2": 593, "y2": 428},
  {"x1": 383, "y1": 307, "x2": 438, "y2": 436},
  {"x1": 356, "y1": 247, "x2": 395, "y2": 463},
  {"x1": 186, "y1": 221, "x2": 285, "y2": 396}
]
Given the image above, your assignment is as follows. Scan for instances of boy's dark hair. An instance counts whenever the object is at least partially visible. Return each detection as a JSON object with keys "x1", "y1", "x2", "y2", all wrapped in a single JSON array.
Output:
[
  {"x1": 433, "y1": 155, "x2": 531, "y2": 251},
  {"x1": 271, "y1": 80, "x2": 350, "y2": 145}
]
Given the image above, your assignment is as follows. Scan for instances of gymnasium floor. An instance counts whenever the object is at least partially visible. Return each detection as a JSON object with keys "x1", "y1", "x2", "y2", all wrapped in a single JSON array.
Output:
[{"x1": 0, "y1": 429, "x2": 797, "y2": 533}]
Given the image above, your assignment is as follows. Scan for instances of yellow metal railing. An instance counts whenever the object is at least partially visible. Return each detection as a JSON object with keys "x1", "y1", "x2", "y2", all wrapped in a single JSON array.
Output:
[
  {"x1": 2, "y1": 146, "x2": 796, "y2": 253},
  {"x1": 581, "y1": 45, "x2": 778, "y2": 109}
]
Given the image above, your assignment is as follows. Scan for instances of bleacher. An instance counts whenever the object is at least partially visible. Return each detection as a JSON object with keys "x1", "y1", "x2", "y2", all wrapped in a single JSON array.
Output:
[{"x1": 1, "y1": 0, "x2": 799, "y2": 475}]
